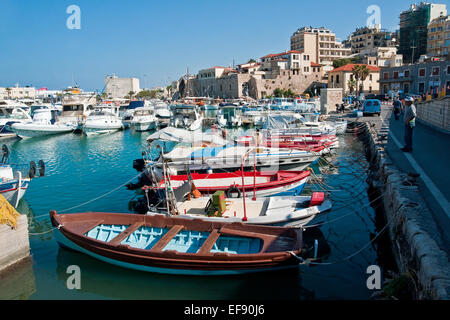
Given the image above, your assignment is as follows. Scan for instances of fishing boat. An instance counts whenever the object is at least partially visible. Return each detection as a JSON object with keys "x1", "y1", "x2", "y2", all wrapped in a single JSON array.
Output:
[
  {"x1": 152, "y1": 170, "x2": 310, "y2": 197},
  {"x1": 9, "y1": 108, "x2": 76, "y2": 139},
  {"x1": 50, "y1": 210, "x2": 304, "y2": 275},
  {"x1": 83, "y1": 105, "x2": 124, "y2": 136}
]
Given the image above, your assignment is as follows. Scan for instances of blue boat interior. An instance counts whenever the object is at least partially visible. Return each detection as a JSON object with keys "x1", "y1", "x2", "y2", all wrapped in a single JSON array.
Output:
[
  {"x1": 85, "y1": 224, "x2": 262, "y2": 255},
  {"x1": 190, "y1": 145, "x2": 228, "y2": 159}
]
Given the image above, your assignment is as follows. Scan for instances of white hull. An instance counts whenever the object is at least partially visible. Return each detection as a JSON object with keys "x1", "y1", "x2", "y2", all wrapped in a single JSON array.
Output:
[
  {"x1": 10, "y1": 124, "x2": 75, "y2": 139},
  {"x1": 131, "y1": 121, "x2": 157, "y2": 132}
]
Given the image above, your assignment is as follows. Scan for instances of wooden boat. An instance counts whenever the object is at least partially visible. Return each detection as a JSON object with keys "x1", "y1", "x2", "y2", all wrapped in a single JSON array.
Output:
[
  {"x1": 50, "y1": 211, "x2": 304, "y2": 275},
  {"x1": 154, "y1": 170, "x2": 310, "y2": 197}
]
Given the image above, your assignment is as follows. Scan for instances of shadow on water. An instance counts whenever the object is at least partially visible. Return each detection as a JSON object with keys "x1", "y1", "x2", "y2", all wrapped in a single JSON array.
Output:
[{"x1": 54, "y1": 247, "x2": 315, "y2": 300}]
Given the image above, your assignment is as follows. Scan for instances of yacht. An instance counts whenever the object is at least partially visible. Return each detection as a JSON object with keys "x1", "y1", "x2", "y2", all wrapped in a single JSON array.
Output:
[
  {"x1": 0, "y1": 102, "x2": 33, "y2": 139},
  {"x1": 217, "y1": 104, "x2": 242, "y2": 127},
  {"x1": 9, "y1": 108, "x2": 76, "y2": 139},
  {"x1": 83, "y1": 105, "x2": 124, "y2": 136}
]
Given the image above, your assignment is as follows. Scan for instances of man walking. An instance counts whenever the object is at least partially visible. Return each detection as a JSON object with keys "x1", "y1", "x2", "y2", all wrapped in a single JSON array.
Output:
[
  {"x1": 393, "y1": 98, "x2": 402, "y2": 120},
  {"x1": 401, "y1": 97, "x2": 416, "y2": 153}
]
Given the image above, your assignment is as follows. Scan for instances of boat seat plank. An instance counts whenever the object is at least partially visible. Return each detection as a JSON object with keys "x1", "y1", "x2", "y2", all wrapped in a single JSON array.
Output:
[
  {"x1": 108, "y1": 222, "x2": 144, "y2": 246},
  {"x1": 197, "y1": 229, "x2": 220, "y2": 255},
  {"x1": 150, "y1": 225, "x2": 184, "y2": 252},
  {"x1": 68, "y1": 219, "x2": 105, "y2": 236}
]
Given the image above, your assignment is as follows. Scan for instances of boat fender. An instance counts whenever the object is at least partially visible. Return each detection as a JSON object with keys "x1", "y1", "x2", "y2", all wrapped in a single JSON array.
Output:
[
  {"x1": 29, "y1": 161, "x2": 37, "y2": 179},
  {"x1": 309, "y1": 192, "x2": 325, "y2": 207},
  {"x1": 225, "y1": 186, "x2": 241, "y2": 199},
  {"x1": 38, "y1": 160, "x2": 45, "y2": 177}
]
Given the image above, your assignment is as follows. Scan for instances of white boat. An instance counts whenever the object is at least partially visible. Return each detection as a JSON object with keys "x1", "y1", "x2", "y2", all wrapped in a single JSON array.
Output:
[
  {"x1": 171, "y1": 105, "x2": 203, "y2": 131},
  {"x1": 130, "y1": 107, "x2": 157, "y2": 132},
  {"x1": 83, "y1": 105, "x2": 124, "y2": 136},
  {"x1": 217, "y1": 105, "x2": 242, "y2": 127},
  {"x1": 9, "y1": 108, "x2": 76, "y2": 139},
  {"x1": 0, "y1": 164, "x2": 30, "y2": 208}
]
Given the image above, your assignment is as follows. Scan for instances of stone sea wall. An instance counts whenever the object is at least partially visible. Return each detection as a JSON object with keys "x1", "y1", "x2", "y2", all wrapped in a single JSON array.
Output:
[
  {"x1": 0, "y1": 215, "x2": 31, "y2": 274},
  {"x1": 358, "y1": 121, "x2": 450, "y2": 299}
]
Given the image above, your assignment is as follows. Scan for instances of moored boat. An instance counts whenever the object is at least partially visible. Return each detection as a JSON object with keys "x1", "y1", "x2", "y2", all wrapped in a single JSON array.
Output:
[{"x1": 50, "y1": 211, "x2": 304, "y2": 275}]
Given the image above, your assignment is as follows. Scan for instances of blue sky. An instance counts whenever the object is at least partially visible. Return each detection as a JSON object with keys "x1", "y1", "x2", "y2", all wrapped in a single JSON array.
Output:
[{"x1": 0, "y1": 0, "x2": 423, "y2": 91}]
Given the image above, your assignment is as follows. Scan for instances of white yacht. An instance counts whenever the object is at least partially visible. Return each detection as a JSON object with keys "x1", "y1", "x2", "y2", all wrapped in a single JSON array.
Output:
[
  {"x1": 130, "y1": 107, "x2": 157, "y2": 132},
  {"x1": 9, "y1": 108, "x2": 76, "y2": 139},
  {"x1": 83, "y1": 105, "x2": 124, "y2": 136},
  {"x1": 217, "y1": 104, "x2": 242, "y2": 127},
  {"x1": 0, "y1": 102, "x2": 33, "y2": 139}
]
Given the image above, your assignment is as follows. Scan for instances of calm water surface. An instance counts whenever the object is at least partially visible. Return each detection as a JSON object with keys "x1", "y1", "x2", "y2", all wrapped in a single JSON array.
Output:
[{"x1": 0, "y1": 129, "x2": 391, "y2": 300}]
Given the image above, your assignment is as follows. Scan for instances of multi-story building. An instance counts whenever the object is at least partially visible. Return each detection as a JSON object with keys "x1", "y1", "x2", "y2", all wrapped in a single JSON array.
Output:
[
  {"x1": 427, "y1": 14, "x2": 450, "y2": 58},
  {"x1": 349, "y1": 25, "x2": 398, "y2": 54},
  {"x1": 357, "y1": 47, "x2": 404, "y2": 68},
  {"x1": 290, "y1": 27, "x2": 351, "y2": 65},
  {"x1": 0, "y1": 85, "x2": 36, "y2": 100},
  {"x1": 104, "y1": 75, "x2": 140, "y2": 98},
  {"x1": 399, "y1": 2, "x2": 447, "y2": 64},
  {"x1": 379, "y1": 60, "x2": 450, "y2": 96},
  {"x1": 327, "y1": 64, "x2": 380, "y2": 95}
]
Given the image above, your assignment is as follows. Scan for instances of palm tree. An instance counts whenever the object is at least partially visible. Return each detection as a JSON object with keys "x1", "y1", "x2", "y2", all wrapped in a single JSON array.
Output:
[
  {"x1": 127, "y1": 91, "x2": 135, "y2": 101},
  {"x1": 347, "y1": 79, "x2": 357, "y2": 95},
  {"x1": 5, "y1": 87, "x2": 12, "y2": 99},
  {"x1": 352, "y1": 65, "x2": 370, "y2": 96}
]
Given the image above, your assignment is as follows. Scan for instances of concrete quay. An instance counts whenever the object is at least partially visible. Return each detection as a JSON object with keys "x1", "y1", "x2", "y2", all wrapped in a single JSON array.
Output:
[
  {"x1": 329, "y1": 103, "x2": 449, "y2": 299},
  {"x1": 0, "y1": 215, "x2": 31, "y2": 274}
]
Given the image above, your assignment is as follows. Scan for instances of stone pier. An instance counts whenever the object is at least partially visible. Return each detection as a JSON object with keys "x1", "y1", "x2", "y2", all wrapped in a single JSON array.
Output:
[{"x1": 0, "y1": 215, "x2": 31, "y2": 274}]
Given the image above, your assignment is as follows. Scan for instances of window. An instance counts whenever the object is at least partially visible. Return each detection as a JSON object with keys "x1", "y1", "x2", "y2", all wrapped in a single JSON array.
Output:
[
  {"x1": 370, "y1": 74, "x2": 373, "y2": 81},
  {"x1": 418, "y1": 82, "x2": 425, "y2": 93},
  {"x1": 405, "y1": 70, "x2": 410, "y2": 77},
  {"x1": 336, "y1": 75, "x2": 340, "y2": 84},
  {"x1": 432, "y1": 67, "x2": 440, "y2": 75},
  {"x1": 394, "y1": 72, "x2": 399, "y2": 79},
  {"x1": 419, "y1": 68, "x2": 426, "y2": 77},
  {"x1": 447, "y1": 65, "x2": 450, "y2": 74}
]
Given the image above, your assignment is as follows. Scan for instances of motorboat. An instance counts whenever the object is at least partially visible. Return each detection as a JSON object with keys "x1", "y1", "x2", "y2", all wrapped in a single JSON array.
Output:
[
  {"x1": 130, "y1": 107, "x2": 158, "y2": 132},
  {"x1": 170, "y1": 105, "x2": 203, "y2": 131},
  {"x1": 83, "y1": 105, "x2": 124, "y2": 136},
  {"x1": 50, "y1": 210, "x2": 305, "y2": 275},
  {"x1": 9, "y1": 108, "x2": 76, "y2": 139}
]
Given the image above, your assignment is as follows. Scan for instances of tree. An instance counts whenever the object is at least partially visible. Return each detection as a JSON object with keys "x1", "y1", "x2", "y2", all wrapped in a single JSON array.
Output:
[
  {"x1": 352, "y1": 65, "x2": 370, "y2": 96},
  {"x1": 127, "y1": 91, "x2": 135, "y2": 100},
  {"x1": 248, "y1": 59, "x2": 256, "y2": 63},
  {"x1": 5, "y1": 87, "x2": 12, "y2": 99},
  {"x1": 347, "y1": 79, "x2": 357, "y2": 95}
]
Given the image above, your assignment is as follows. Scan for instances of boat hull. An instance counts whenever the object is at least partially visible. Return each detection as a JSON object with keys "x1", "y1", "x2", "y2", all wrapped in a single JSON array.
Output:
[
  {"x1": 0, "y1": 179, "x2": 29, "y2": 208},
  {"x1": 50, "y1": 212, "x2": 303, "y2": 275},
  {"x1": 10, "y1": 125, "x2": 74, "y2": 139}
]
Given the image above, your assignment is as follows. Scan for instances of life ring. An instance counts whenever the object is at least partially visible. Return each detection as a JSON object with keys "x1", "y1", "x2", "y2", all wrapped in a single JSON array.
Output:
[{"x1": 226, "y1": 185, "x2": 241, "y2": 198}]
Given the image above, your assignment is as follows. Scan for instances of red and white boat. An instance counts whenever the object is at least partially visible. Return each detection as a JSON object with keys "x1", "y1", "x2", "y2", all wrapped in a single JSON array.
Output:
[
  {"x1": 152, "y1": 170, "x2": 310, "y2": 197},
  {"x1": 236, "y1": 135, "x2": 338, "y2": 152}
]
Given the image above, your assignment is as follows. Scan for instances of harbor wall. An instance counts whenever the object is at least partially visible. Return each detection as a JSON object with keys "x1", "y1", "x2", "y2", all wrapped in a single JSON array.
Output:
[
  {"x1": 356, "y1": 121, "x2": 450, "y2": 299},
  {"x1": 0, "y1": 215, "x2": 31, "y2": 274},
  {"x1": 416, "y1": 98, "x2": 450, "y2": 134}
]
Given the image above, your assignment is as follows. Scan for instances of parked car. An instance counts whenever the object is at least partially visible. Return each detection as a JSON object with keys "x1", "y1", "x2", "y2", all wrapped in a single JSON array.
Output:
[{"x1": 362, "y1": 99, "x2": 381, "y2": 116}]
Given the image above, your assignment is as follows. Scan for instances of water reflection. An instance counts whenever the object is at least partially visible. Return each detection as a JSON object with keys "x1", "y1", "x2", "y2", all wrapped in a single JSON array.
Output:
[
  {"x1": 0, "y1": 257, "x2": 36, "y2": 300},
  {"x1": 55, "y1": 248, "x2": 314, "y2": 300}
]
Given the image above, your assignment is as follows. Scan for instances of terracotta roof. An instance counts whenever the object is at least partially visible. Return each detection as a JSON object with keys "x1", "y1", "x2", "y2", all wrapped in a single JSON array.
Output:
[
  {"x1": 329, "y1": 64, "x2": 380, "y2": 72},
  {"x1": 261, "y1": 50, "x2": 303, "y2": 59},
  {"x1": 310, "y1": 62, "x2": 321, "y2": 67}
]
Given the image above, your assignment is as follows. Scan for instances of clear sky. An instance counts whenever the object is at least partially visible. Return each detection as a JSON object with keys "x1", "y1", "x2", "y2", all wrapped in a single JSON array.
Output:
[{"x1": 0, "y1": 0, "x2": 425, "y2": 91}]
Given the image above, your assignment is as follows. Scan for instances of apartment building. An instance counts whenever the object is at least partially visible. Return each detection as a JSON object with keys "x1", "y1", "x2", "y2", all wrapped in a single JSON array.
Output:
[
  {"x1": 349, "y1": 25, "x2": 398, "y2": 54},
  {"x1": 327, "y1": 64, "x2": 380, "y2": 95},
  {"x1": 290, "y1": 27, "x2": 351, "y2": 65},
  {"x1": 357, "y1": 47, "x2": 404, "y2": 68},
  {"x1": 0, "y1": 86, "x2": 36, "y2": 100},
  {"x1": 427, "y1": 14, "x2": 450, "y2": 58},
  {"x1": 399, "y1": 2, "x2": 447, "y2": 63},
  {"x1": 379, "y1": 60, "x2": 450, "y2": 96}
]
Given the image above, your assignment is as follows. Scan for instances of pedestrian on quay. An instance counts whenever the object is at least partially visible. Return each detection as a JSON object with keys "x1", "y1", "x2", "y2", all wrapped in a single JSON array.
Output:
[
  {"x1": 401, "y1": 97, "x2": 416, "y2": 153},
  {"x1": 393, "y1": 98, "x2": 403, "y2": 120}
]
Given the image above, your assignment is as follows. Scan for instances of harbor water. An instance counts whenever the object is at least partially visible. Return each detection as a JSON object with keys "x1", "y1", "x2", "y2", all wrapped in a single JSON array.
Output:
[{"x1": 0, "y1": 129, "x2": 395, "y2": 300}]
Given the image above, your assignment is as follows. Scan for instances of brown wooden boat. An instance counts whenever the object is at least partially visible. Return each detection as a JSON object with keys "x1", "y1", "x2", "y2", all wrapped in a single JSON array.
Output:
[{"x1": 50, "y1": 210, "x2": 303, "y2": 275}]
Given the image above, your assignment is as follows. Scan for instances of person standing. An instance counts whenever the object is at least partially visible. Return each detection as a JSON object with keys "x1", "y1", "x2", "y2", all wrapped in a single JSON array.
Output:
[
  {"x1": 393, "y1": 98, "x2": 403, "y2": 120},
  {"x1": 401, "y1": 97, "x2": 416, "y2": 153}
]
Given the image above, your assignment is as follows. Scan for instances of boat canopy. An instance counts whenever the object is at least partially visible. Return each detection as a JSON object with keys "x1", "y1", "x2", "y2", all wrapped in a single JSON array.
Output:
[
  {"x1": 262, "y1": 114, "x2": 303, "y2": 129},
  {"x1": 147, "y1": 127, "x2": 228, "y2": 146}
]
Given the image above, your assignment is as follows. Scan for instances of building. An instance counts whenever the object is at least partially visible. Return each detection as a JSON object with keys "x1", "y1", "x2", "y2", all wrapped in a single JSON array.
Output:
[
  {"x1": 379, "y1": 60, "x2": 450, "y2": 96},
  {"x1": 104, "y1": 75, "x2": 140, "y2": 98},
  {"x1": 357, "y1": 47, "x2": 404, "y2": 68},
  {"x1": 427, "y1": 14, "x2": 450, "y2": 58},
  {"x1": 290, "y1": 27, "x2": 352, "y2": 65},
  {"x1": 0, "y1": 85, "x2": 36, "y2": 100},
  {"x1": 349, "y1": 25, "x2": 398, "y2": 54},
  {"x1": 399, "y1": 2, "x2": 447, "y2": 64},
  {"x1": 327, "y1": 64, "x2": 380, "y2": 95}
]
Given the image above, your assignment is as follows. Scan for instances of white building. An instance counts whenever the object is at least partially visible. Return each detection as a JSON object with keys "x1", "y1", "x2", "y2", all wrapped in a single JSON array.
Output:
[
  {"x1": 104, "y1": 75, "x2": 140, "y2": 98},
  {"x1": 0, "y1": 86, "x2": 36, "y2": 100}
]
